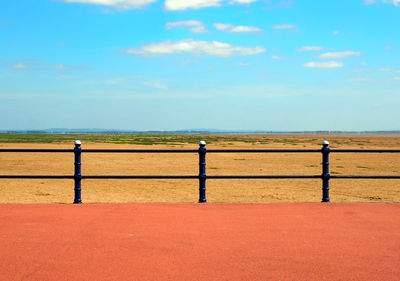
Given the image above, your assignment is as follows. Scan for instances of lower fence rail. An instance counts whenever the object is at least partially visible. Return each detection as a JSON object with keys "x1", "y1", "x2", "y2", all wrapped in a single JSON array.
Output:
[
  {"x1": 0, "y1": 175, "x2": 74, "y2": 179},
  {"x1": 0, "y1": 140, "x2": 399, "y2": 203}
]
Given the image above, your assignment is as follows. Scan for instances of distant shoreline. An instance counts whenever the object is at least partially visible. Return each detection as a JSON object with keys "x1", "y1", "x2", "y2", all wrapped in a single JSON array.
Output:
[{"x1": 1, "y1": 130, "x2": 399, "y2": 135}]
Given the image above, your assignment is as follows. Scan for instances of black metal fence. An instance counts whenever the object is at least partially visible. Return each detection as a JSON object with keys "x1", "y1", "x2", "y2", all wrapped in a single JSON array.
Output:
[{"x1": 1, "y1": 140, "x2": 399, "y2": 203}]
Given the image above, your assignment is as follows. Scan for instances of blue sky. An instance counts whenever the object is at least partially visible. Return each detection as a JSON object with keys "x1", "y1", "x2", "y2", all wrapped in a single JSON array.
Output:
[{"x1": 0, "y1": 0, "x2": 399, "y2": 131}]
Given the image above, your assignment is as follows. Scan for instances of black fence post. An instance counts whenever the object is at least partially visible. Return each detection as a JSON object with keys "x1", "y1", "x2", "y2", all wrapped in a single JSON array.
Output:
[
  {"x1": 321, "y1": 140, "x2": 330, "y2": 202},
  {"x1": 198, "y1": 140, "x2": 207, "y2": 203},
  {"x1": 74, "y1": 140, "x2": 82, "y2": 204}
]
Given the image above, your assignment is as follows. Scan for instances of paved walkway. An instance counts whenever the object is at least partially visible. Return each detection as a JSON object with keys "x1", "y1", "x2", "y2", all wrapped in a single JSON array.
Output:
[{"x1": 0, "y1": 203, "x2": 399, "y2": 280}]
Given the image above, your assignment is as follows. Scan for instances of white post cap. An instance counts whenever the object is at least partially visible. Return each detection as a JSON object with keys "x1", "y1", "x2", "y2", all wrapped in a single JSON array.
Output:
[
  {"x1": 322, "y1": 140, "x2": 329, "y2": 145},
  {"x1": 199, "y1": 140, "x2": 206, "y2": 145},
  {"x1": 74, "y1": 140, "x2": 82, "y2": 145}
]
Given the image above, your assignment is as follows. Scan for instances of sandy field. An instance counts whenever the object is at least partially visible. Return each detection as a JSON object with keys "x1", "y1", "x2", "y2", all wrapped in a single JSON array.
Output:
[{"x1": 0, "y1": 134, "x2": 399, "y2": 203}]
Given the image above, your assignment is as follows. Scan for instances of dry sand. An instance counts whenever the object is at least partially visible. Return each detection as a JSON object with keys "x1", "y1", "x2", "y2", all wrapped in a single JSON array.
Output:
[{"x1": 0, "y1": 134, "x2": 399, "y2": 203}]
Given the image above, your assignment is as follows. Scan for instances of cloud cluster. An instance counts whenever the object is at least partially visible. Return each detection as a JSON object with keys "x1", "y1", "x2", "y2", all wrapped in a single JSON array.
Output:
[
  {"x1": 166, "y1": 21, "x2": 207, "y2": 33},
  {"x1": 59, "y1": 0, "x2": 157, "y2": 9},
  {"x1": 164, "y1": 0, "x2": 258, "y2": 10},
  {"x1": 53, "y1": 64, "x2": 70, "y2": 70},
  {"x1": 13, "y1": 63, "x2": 28, "y2": 69},
  {"x1": 302, "y1": 50, "x2": 361, "y2": 68},
  {"x1": 319, "y1": 51, "x2": 361, "y2": 59},
  {"x1": 165, "y1": 0, "x2": 221, "y2": 10},
  {"x1": 51, "y1": 64, "x2": 91, "y2": 70},
  {"x1": 229, "y1": 0, "x2": 258, "y2": 3},
  {"x1": 11, "y1": 60, "x2": 90, "y2": 71},
  {"x1": 349, "y1": 77, "x2": 371, "y2": 82},
  {"x1": 381, "y1": 67, "x2": 398, "y2": 72},
  {"x1": 58, "y1": 0, "x2": 262, "y2": 10},
  {"x1": 303, "y1": 61, "x2": 344, "y2": 68},
  {"x1": 125, "y1": 39, "x2": 266, "y2": 57},
  {"x1": 12, "y1": 59, "x2": 42, "y2": 69},
  {"x1": 271, "y1": 24, "x2": 297, "y2": 30},
  {"x1": 237, "y1": 62, "x2": 252, "y2": 67},
  {"x1": 166, "y1": 21, "x2": 262, "y2": 33},
  {"x1": 297, "y1": 46, "x2": 323, "y2": 52},
  {"x1": 364, "y1": 0, "x2": 400, "y2": 6},
  {"x1": 214, "y1": 23, "x2": 262, "y2": 33},
  {"x1": 271, "y1": 55, "x2": 284, "y2": 60}
]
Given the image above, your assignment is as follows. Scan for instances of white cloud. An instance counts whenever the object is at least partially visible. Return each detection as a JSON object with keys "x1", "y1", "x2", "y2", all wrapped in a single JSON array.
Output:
[
  {"x1": 333, "y1": 30, "x2": 340, "y2": 36},
  {"x1": 384, "y1": 45, "x2": 397, "y2": 51},
  {"x1": 237, "y1": 62, "x2": 252, "y2": 67},
  {"x1": 13, "y1": 63, "x2": 28, "y2": 69},
  {"x1": 214, "y1": 23, "x2": 262, "y2": 33},
  {"x1": 125, "y1": 39, "x2": 266, "y2": 57},
  {"x1": 319, "y1": 51, "x2": 361, "y2": 59},
  {"x1": 164, "y1": 0, "x2": 258, "y2": 10},
  {"x1": 106, "y1": 77, "x2": 126, "y2": 85},
  {"x1": 394, "y1": 77, "x2": 400, "y2": 80},
  {"x1": 364, "y1": 0, "x2": 400, "y2": 6},
  {"x1": 303, "y1": 61, "x2": 344, "y2": 68},
  {"x1": 105, "y1": 76, "x2": 168, "y2": 89},
  {"x1": 165, "y1": 0, "x2": 222, "y2": 10},
  {"x1": 52, "y1": 64, "x2": 91, "y2": 70},
  {"x1": 166, "y1": 20, "x2": 207, "y2": 33},
  {"x1": 229, "y1": 0, "x2": 259, "y2": 3},
  {"x1": 275, "y1": 0, "x2": 294, "y2": 8},
  {"x1": 179, "y1": 59, "x2": 198, "y2": 66},
  {"x1": 271, "y1": 55, "x2": 284, "y2": 60},
  {"x1": 59, "y1": 0, "x2": 157, "y2": 9},
  {"x1": 53, "y1": 64, "x2": 69, "y2": 70},
  {"x1": 297, "y1": 46, "x2": 323, "y2": 52},
  {"x1": 11, "y1": 59, "x2": 42, "y2": 69},
  {"x1": 349, "y1": 77, "x2": 371, "y2": 82},
  {"x1": 352, "y1": 68, "x2": 372, "y2": 73},
  {"x1": 142, "y1": 80, "x2": 168, "y2": 89},
  {"x1": 380, "y1": 67, "x2": 400, "y2": 73},
  {"x1": 271, "y1": 24, "x2": 297, "y2": 30}
]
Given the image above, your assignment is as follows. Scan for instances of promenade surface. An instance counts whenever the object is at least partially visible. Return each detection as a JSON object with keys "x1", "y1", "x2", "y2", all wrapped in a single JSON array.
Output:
[{"x1": 0, "y1": 203, "x2": 399, "y2": 280}]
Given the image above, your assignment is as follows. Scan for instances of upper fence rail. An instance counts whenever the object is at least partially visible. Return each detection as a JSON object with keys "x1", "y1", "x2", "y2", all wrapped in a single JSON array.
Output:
[
  {"x1": 0, "y1": 149, "x2": 74, "y2": 152},
  {"x1": 1, "y1": 140, "x2": 399, "y2": 203},
  {"x1": 2, "y1": 149, "x2": 400, "y2": 153}
]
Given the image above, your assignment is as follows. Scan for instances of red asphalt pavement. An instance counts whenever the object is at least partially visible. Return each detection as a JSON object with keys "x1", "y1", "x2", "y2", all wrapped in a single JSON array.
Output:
[{"x1": 0, "y1": 203, "x2": 399, "y2": 281}]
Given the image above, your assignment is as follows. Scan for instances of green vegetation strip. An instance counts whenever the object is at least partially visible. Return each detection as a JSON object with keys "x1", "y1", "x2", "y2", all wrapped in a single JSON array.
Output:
[
  {"x1": 0, "y1": 134, "x2": 261, "y2": 145},
  {"x1": 0, "y1": 133, "x2": 328, "y2": 146}
]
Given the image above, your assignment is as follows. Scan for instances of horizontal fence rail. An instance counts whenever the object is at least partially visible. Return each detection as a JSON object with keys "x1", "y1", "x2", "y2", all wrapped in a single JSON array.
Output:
[
  {"x1": 0, "y1": 149, "x2": 74, "y2": 153},
  {"x1": 82, "y1": 149, "x2": 198, "y2": 153},
  {"x1": 1, "y1": 140, "x2": 399, "y2": 203}
]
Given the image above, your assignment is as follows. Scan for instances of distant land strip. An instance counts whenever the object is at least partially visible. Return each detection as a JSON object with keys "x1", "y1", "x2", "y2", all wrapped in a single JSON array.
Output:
[{"x1": 0, "y1": 129, "x2": 399, "y2": 135}]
